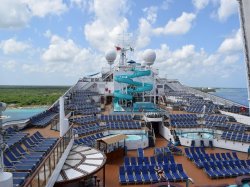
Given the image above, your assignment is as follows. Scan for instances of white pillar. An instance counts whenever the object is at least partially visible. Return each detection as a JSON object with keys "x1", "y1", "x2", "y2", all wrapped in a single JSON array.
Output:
[
  {"x1": 238, "y1": 0, "x2": 250, "y2": 113},
  {"x1": 59, "y1": 97, "x2": 69, "y2": 137}
]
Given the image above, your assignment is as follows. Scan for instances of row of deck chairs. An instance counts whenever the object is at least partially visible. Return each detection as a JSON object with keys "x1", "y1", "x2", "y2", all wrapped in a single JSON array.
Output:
[
  {"x1": 204, "y1": 115, "x2": 228, "y2": 123},
  {"x1": 185, "y1": 147, "x2": 239, "y2": 168},
  {"x1": 124, "y1": 156, "x2": 175, "y2": 166},
  {"x1": 74, "y1": 108, "x2": 100, "y2": 115},
  {"x1": 190, "y1": 140, "x2": 213, "y2": 148},
  {"x1": 169, "y1": 114, "x2": 197, "y2": 121},
  {"x1": 154, "y1": 147, "x2": 171, "y2": 157},
  {"x1": 100, "y1": 114, "x2": 133, "y2": 122},
  {"x1": 4, "y1": 131, "x2": 57, "y2": 187},
  {"x1": 170, "y1": 121, "x2": 199, "y2": 128},
  {"x1": 203, "y1": 160, "x2": 250, "y2": 178},
  {"x1": 221, "y1": 131, "x2": 250, "y2": 143},
  {"x1": 184, "y1": 147, "x2": 250, "y2": 178},
  {"x1": 30, "y1": 110, "x2": 58, "y2": 128},
  {"x1": 74, "y1": 133, "x2": 104, "y2": 147},
  {"x1": 106, "y1": 121, "x2": 141, "y2": 130},
  {"x1": 3, "y1": 127, "x2": 28, "y2": 148},
  {"x1": 73, "y1": 123, "x2": 104, "y2": 136},
  {"x1": 119, "y1": 164, "x2": 188, "y2": 184},
  {"x1": 72, "y1": 116, "x2": 98, "y2": 125}
]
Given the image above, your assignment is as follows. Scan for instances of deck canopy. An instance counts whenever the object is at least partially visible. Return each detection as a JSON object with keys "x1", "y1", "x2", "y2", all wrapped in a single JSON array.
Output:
[{"x1": 97, "y1": 134, "x2": 127, "y2": 145}]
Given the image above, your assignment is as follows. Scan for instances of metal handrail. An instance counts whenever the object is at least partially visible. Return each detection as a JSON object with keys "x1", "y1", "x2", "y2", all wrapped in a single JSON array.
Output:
[{"x1": 23, "y1": 125, "x2": 73, "y2": 187}]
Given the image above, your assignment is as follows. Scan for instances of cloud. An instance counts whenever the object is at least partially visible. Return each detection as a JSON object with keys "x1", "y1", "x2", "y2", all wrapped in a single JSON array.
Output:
[
  {"x1": 143, "y1": 6, "x2": 158, "y2": 24},
  {"x1": 0, "y1": 0, "x2": 67, "y2": 28},
  {"x1": 22, "y1": 0, "x2": 67, "y2": 18},
  {"x1": 134, "y1": 28, "x2": 243, "y2": 83},
  {"x1": 1, "y1": 60, "x2": 17, "y2": 71},
  {"x1": 217, "y1": 0, "x2": 238, "y2": 21},
  {"x1": 136, "y1": 18, "x2": 152, "y2": 49},
  {"x1": 192, "y1": 0, "x2": 210, "y2": 10},
  {"x1": 153, "y1": 12, "x2": 196, "y2": 35},
  {"x1": 42, "y1": 35, "x2": 80, "y2": 62},
  {"x1": 36, "y1": 35, "x2": 105, "y2": 76},
  {"x1": 218, "y1": 29, "x2": 243, "y2": 53},
  {"x1": 84, "y1": 0, "x2": 130, "y2": 51},
  {"x1": 0, "y1": 38, "x2": 30, "y2": 54},
  {"x1": 136, "y1": 12, "x2": 196, "y2": 49},
  {"x1": 0, "y1": 0, "x2": 31, "y2": 28}
]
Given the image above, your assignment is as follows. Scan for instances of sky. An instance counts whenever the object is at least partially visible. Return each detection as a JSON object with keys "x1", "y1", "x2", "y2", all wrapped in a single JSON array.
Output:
[{"x1": 0, "y1": 0, "x2": 247, "y2": 88}]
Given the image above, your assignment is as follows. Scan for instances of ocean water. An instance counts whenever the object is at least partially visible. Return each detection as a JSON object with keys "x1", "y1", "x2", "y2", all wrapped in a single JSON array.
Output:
[
  {"x1": 1, "y1": 107, "x2": 46, "y2": 124},
  {"x1": 212, "y1": 88, "x2": 248, "y2": 107}
]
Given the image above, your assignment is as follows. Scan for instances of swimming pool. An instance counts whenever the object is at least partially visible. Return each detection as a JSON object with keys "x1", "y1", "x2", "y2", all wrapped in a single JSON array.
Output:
[
  {"x1": 126, "y1": 135, "x2": 142, "y2": 141},
  {"x1": 125, "y1": 134, "x2": 148, "y2": 150},
  {"x1": 178, "y1": 132, "x2": 214, "y2": 139}
]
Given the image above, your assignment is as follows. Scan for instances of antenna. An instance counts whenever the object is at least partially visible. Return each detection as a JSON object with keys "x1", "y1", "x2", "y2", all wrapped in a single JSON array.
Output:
[{"x1": 115, "y1": 32, "x2": 134, "y2": 66}]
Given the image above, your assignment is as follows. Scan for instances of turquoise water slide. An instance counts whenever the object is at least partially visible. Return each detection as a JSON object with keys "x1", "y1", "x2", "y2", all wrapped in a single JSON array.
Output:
[{"x1": 114, "y1": 69, "x2": 153, "y2": 111}]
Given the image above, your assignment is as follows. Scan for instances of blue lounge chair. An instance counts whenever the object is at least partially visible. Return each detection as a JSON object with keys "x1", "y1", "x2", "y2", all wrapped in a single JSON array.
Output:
[
  {"x1": 170, "y1": 165, "x2": 182, "y2": 181},
  {"x1": 133, "y1": 166, "x2": 143, "y2": 184},
  {"x1": 124, "y1": 157, "x2": 130, "y2": 166},
  {"x1": 148, "y1": 165, "x2": 159, "y2": 183},
  {"x1": 140, "y1": 166, "x2": 151, "y2": 183},
  {"x1": 176, "y1": 164, "x2": 188, "y2": 180},
  {"x1": 119, "y1": 166, "x2": 127, "y2": 184},
  {"x1": 232, "y1": 152, "x2": 239, "y2": 160},
  {"x1": 126, "y1": 166, "x2": 135, "y2": 184}
]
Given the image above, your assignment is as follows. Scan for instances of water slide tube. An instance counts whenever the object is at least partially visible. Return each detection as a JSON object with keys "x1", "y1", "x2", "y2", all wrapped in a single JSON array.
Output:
[{"x1": 113, "y1": 69, "x2": 153, "y2": 111}]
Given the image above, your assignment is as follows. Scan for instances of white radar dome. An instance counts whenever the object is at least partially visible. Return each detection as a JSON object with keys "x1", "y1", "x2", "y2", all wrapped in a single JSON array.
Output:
[
  {"x1": 105, "y1": 50, "x2": 117, "y2": 65},
  {"x1": 143, "y1": 49, "x2": 156, "y2": 66}
]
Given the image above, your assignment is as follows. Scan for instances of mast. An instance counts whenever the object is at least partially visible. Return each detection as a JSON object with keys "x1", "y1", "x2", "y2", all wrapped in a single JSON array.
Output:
[{"x1": 237, "y1": 0, "x2": 250, "y2": 114}]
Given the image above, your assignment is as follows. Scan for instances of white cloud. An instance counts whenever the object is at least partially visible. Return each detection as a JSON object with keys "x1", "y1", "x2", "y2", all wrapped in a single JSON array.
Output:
[
  {"x1": 218, "y1": 29, "x2": 243, "y2": 53},
  {"x1": 161, "y1": 0, "x2": 173, "y2": 10},
  {"x1": 192, "y1": 0, "x2": 210, "y2": 10},
  {"x1": 134, "y1": 31, "x2": 242, "y2": 82},
  {"x1": 136, "y1": 12, "x2": 196, "y2": 49},
  {"x1": 0, "y1": 0, "x2": 31, "y2": 28},
  {"x1": 217, "y1": 0, "x2": 238, "y2": 21},
  {"x1": 153, "y1": 12, "x2": 196, "y2": 35},
  {"x1": 0, "y1": 0, "x2": 67, "y2": 28},
  {"x1": 223, "y1": 54, "x2": 240, "y2": 64},
  {"x1": 0, "y1": 38, "x2": 30, "y2": 54},
  {"x1": 136, "y1": 18, "x2": 152, "y2": 49},
  {"x1": 38, "y1": 35, "x2": 105, "y2": 76},
  {"x1": 84, "y1": 0, "x2": 130, "y2": 51},
  {"x1": 1, "y1": 60, "x2": 17, "y2": 71},
  {"x1": 22, "y1": 0, "x2": 67, "y2": 18},
  {"x1": 42, "y1": 35, "x2": 80, "y2": 62},
  {"x1": 143, "y1": 6, "x2": 158, "y2": 24}
]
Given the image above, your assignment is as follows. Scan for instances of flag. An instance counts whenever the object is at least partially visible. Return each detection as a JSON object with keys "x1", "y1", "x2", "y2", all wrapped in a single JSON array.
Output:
[{"x1": 115, "y1": 46, "x2": 121, "y2": 51}]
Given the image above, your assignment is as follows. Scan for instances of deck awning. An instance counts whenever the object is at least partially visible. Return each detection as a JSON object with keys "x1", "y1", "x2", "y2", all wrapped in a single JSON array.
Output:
[{"x1": 97, "y1": 134, "x2": 127, "y2": 145}]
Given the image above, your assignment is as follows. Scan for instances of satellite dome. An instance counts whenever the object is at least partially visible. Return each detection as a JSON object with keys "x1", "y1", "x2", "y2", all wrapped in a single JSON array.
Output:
[
  {"x1": 143, "y1": 49, "x2": 156, "y2": 66},
  {"x1": 105, "y1": 50, "x2": 117, "y2": 65}
]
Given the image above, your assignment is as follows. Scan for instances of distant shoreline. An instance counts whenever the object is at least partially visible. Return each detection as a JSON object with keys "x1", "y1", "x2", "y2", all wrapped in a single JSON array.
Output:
[{"x1": 5, "y1": 105, "x2": 49, "y2": 110}]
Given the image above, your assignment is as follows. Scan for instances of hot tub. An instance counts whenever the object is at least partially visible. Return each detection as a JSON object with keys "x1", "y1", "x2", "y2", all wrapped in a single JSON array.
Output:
[{"x1": 125, "y1": 134, "x2": 148, "y2": 150}]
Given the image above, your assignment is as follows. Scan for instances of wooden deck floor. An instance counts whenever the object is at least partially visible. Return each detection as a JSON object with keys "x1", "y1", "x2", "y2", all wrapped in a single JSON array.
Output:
[{"x1": 95, "y1": 136, "x2": 248, "y2": 187}]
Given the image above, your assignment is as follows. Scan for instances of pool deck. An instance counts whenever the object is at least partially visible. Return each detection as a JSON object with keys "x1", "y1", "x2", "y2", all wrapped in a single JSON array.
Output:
[
  {"x1": 95, "y1": 135, "x2": 248, "y2": 187},
  {"x1": 21, "y1": 105, "x2": 249, "y2": 187}
]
